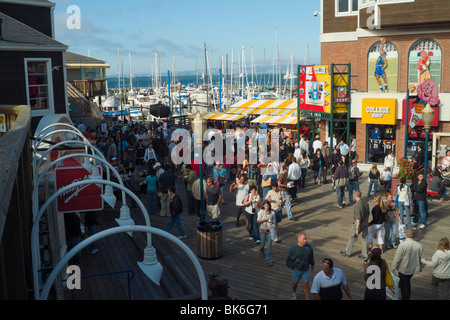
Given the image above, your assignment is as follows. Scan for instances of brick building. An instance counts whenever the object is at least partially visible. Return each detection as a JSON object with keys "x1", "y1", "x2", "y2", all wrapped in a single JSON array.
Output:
[{"x1": 317, "y1": 0, "x2": 450, "y2": 169}]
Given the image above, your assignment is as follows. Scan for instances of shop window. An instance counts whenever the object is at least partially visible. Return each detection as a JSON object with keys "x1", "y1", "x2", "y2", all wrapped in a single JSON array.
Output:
[
  {"x1": 25, "y1": 58, "x2": 54, "y2": 112},
  {"x1": 367, "y1": 40, "x2": 398, "y2": 92},
  {"x1": 367, "y1": 125, "x2": 396, "y2": 163},
  {"x1": 408, "y1": 39, "x2": 442, "y2": 94}
]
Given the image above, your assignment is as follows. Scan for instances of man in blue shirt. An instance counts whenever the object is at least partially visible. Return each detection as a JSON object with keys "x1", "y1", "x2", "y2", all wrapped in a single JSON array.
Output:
[{"x1": 338, "y1": 140, "x2": 350, "y2": 166}]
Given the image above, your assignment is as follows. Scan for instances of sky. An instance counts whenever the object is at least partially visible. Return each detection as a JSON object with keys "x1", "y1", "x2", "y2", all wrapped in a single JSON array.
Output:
[{"x1": 53, "y1": 0, "x2": 322, "y2": 77}]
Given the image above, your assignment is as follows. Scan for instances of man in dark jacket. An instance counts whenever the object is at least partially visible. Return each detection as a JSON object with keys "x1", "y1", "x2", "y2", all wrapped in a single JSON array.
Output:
[
  {"x1": 164, "y1": 186, "x2": 187, "y2": 239},
  {"x1": 411, "y1": 172, "x2": 428, "y2": 229},
  {"x1": 334, "y1": 161, "x2": 349, "y2": 208},
  {"x1": 413, "y1": 144, "x2": 425, "y2": 170}
]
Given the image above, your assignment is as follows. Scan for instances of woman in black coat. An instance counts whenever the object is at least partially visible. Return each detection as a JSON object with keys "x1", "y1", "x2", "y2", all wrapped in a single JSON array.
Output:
[{"x1": 312, "y1": 148, "x2": 325, "y2": 186}]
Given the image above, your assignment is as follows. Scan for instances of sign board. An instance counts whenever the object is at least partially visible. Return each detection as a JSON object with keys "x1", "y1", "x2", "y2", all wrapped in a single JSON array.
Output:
[
  {"x1": 298, "y1": 66, "x2": 332, "y2": 113},
  {"x1": 401, "y1": 99, "x2": 439, "y2": 128},
  {"x1": 0, "y1": 114, "x2": 6, "y2": 132},
  {"x1": 55, "y1": 165, "x2": 103, "y2": 213},
  {"x1": 362, "y1": 98, "x2": 397, "y2": 125}
]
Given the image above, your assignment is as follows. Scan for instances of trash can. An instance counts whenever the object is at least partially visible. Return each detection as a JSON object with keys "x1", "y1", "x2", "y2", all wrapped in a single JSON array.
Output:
[{"x1": 197, "y1": 220, "x2": 223, "y2": 260}]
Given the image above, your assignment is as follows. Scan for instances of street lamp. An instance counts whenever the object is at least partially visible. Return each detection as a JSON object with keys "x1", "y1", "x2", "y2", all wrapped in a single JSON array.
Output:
[
  {"x1": 191, "y1": 112, "x2": 207, "y2": 221},
  {"x1": 422, "y1": 103, "x2": 435, "y2": 178}
]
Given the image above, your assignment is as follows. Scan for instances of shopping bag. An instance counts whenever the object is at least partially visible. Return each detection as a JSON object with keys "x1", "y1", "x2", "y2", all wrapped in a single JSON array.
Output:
[
  {"x1": 386, "y1": 274, "x2": 400, "y2": 300},
  {"x1": 385, "y1": 261, "x2": 394, "y2": 288}
]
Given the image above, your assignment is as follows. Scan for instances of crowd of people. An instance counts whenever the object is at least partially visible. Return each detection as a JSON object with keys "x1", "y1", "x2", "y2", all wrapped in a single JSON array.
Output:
[{"x1": 68, "y1": 118, "x2": 450, "y2": 300}]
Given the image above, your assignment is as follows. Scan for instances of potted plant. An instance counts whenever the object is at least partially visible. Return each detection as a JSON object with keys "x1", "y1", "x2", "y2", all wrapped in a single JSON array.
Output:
[{"x1": 391, "y1": 158, "x2": 418, "y2": 197}]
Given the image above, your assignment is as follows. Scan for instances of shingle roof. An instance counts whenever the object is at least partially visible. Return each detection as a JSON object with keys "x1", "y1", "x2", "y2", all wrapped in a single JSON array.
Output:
[
  {"x1": 0, "y1": 11, "x2": 67, "y2": 50},
  {"x1": 66, "y1": 51, "x2": 110, "y2": 68}
]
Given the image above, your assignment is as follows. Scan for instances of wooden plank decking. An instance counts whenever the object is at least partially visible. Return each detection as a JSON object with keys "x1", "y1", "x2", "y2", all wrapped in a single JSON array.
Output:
[{"x1": 62, "y1": 170, "x2": 450, "y2": 301}]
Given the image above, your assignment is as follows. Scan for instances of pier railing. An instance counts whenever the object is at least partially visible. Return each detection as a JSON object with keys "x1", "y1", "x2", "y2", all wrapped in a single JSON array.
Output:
[
  {"x1": 0, "y1": 105, "x2": 33, "y2": 299},
  {"x1": 73, "y1": 79, "x2": 107, "y2": 98}
]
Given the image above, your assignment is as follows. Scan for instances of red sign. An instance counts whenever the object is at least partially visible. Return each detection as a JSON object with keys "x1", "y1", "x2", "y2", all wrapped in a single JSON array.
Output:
[
  {"x1": 402, "y1": 99, "x2": 439, "y2": 127},
  {"x1": 55, "y1": 166, "x2": 103, "y2": 213}
]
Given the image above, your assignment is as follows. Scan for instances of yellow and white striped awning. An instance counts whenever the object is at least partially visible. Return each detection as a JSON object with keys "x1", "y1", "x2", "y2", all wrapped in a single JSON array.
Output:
[
  {"x1": 225, "y1": 99, "x2": 297, "y2": 116},
  {"x1": 250, "y1": 114, "x2": 302, "y2": 125},
  {"x1": 186, "y1": 112, "x2": 245, "y2": 121}
]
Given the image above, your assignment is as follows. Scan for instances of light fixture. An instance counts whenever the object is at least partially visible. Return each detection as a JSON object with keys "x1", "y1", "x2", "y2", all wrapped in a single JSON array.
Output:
[
  {"x1": 421, "y1": 103, "x2": 435, "y2": 133},
  {"x1": 82, "y1": 157, "x2": 93, "y2": 173},
  {"x1": 116, "y1": 205, "x2": 135, "y2": 236},
  {"x1": 138, "y1": 246, "x2": 164, "y2": 286},
  {"x1": 313, "y1": 10, "x2": 321, "y2": 17}
]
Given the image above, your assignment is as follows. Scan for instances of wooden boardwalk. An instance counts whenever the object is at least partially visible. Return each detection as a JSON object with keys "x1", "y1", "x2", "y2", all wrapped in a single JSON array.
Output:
[{"x1": 63, "y1": 169, "x2": 450, "y2": 300}]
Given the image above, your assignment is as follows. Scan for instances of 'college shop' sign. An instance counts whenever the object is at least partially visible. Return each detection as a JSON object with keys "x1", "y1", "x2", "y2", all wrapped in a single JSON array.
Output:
[{"x1": 362, "y1": 98, "x2": 397, "y2": 125}]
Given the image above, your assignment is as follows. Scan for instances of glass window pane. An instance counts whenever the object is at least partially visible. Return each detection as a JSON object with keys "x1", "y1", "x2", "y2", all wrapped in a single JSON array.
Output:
[
  {"x1": 352, "y1": 0, "x2": 358, "y2": 11},
  {"x1": 27, "y1": 60, "x2": 49, "y2": 110},
  {"x1": 338, "y1": 0, "x2": 349, "y2": 12}
]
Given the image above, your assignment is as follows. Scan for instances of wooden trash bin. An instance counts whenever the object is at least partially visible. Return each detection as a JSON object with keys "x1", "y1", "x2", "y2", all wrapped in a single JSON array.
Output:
[{"x1": 197, "y1": 220, "x2": 223, "y2": 260}]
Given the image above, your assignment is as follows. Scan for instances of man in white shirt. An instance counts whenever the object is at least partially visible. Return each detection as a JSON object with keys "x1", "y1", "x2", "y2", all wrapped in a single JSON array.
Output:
[
  {"x1": 293, "y1": 143, "x2": 301, "y2": 160},
  {"x1": 312, "y1": 135, "x2": 323, "y2": 154},
  {"x1": 229, "y1": 174, "x2": 250, "y2": 227},
  {"x1": 326, "y1": 133, "x2": 337, "y2": 150},
  {"x1": 299, "y1": 135, "x2": 310, "y2": 156},
  {"x1": 288, "y1": 157, "x2": 302, "y2": 201}
]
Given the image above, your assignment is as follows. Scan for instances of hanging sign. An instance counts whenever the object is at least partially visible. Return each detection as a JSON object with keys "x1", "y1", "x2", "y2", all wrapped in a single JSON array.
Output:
[
  {"x1": 55, "y1": 165, "x2": 103, "y2": 213},
  {"x1": 298, "y1": 65, "x2": 332, "y2": 113}
]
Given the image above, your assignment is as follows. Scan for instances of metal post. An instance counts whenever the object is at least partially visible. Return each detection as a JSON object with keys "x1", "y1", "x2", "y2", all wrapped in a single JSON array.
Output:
[
  {"x1": 330, "y1": 63, "x2": 335, "y2": 151},
  {"x1": 424, "y1": 131, "x2": 429, "y2": 178},
  {"x1": 297, "y1": 65, "x2": 301, "y2": 143},
  {"x1": 404, "y1": 90, "x2": 410, "y2": 159},
  {"x1": 219, "y1": 68, "x2": 222, "y2": 111},
  {"x1": 168, "y1": 70, "x2": 171, "y2": 127},
  {"x1": 199, "y1": 144, "x2": 205, "y2": 222}
]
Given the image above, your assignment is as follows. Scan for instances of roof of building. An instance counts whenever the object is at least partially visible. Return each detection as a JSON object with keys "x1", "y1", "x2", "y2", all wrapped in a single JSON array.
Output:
[
  {"x1": 66, "y1": 51, "x2": 110, "y2": 69},
  {"x1": 0, "y1": 11, "x2": 67, "y2": 50}
]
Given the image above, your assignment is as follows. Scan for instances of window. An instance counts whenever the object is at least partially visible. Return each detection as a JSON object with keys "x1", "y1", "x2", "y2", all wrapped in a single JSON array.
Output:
[
  {"x1": 367, "y1": 125, "x2": 396, "y2": 164},
  {"x1": 367, "y1": 40, "x2": 398, "y2": 92},
  {"x1": 336, "y1": 0, "x2": 358, "y2": 15},
  {"x1": 359, "y1": 0, "x2": 415, "y2": 10},
  {"x1": 25, "y1": 58, "x2": 54, "y2": 113}
]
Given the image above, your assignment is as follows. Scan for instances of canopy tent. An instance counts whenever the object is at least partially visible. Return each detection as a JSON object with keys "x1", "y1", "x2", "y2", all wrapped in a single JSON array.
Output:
[{"x1": 224, "y1": 99, "x2": 297, "y2": 116}]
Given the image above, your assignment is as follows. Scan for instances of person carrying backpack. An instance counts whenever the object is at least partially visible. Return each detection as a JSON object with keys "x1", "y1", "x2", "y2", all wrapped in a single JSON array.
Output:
[{"x1": 348, "y1": 159, "x2": 363, "y2": 204}]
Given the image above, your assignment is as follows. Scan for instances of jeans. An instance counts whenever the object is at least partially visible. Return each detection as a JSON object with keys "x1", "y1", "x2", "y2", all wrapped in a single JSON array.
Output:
[
  {"x1": 288, "y1": 179, "x2": 298, "y2": 200},
  {"x1": 147, "y1": 190, "x2": 158, "y2": 215},
  {"x1": 368, "y1": 179, "x2": 379, "y2": 196},
  {"x1": 384, "y1": 221, "x2": 397, "y2": 247},
  {"x1": 413, "y1": 201, "x2": 427, "y2": 226},
  {"x1": 186, "y1": 190, "x2": 195, "y2": 215},
  {"x1": 431, "y1": 187, "x2": 449, "y2": 200},
  {"x1": 300, "y1": 168, "x2": 307, "y2": 188},
  {"x1": 164, "y1": 214, "x2": 186, "y2": 237},
  {"x1": 283, "y1": 191, "x2": 293, "y2": 219},
  {"x1": 431, "y1": 275, "x2": 450, "y2": 300},
  {"x1": 259, "y1": 231, "x2": 273, "y2": 263},
  {"x1": 348, "y1": 181, "x2": 360, "y2": 203},
  {"x1": 398, "y1": 201, "x2": 412, "y2": 227},
  {"x1": 336, "y1": 186, "x2": 346, "y2": 206},
  {"x1": 314, "y1": 167, "x2": 322, "y2": 181},
  {"x1": 70, "y1": 235, "x2": 81, "y2": 265},
  {"x1": 245, "y1": 212, "x2": 260, "y2": 241}
]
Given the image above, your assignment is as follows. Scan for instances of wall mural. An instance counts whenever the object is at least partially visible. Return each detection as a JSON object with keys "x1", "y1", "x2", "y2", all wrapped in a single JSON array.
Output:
[
  {"x1": 408, "y1": 39, "x2": 442, "y2": 95},
  {"x1": 368, "y1": 38, "x2": 398, "y2": 93}
]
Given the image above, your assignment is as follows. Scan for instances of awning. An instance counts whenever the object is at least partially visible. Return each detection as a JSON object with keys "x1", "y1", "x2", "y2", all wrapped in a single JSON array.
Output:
[
  {"x1": 186, "y1": 112, "x2": 245, "y2": 121},
  {"x1": 225, "y1": 99, "x2": 297, "y2": 116},
  {"x1": 251, "y1": 114, "x2": 303, "y2": 125}
]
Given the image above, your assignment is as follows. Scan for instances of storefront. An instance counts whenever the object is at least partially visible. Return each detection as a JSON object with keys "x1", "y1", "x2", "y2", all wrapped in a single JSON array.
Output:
[{"x1": 361, "y1": 98, "x2": 397, "y2": 164}]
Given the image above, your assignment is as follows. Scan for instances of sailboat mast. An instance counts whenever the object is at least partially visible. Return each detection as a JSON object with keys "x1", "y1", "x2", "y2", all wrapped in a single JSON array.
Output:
[{"x1": 129, "y1": 52, "x2": 133, "y2": 93}]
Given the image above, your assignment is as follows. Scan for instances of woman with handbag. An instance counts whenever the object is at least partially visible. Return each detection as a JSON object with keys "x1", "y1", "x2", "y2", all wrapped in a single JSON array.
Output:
[
  {"x1": 397, "y1": 177, "x2": 412, "y2": 228},
  {"x1": 363, "y1": 247, "x2": 388, "y2": 300}
]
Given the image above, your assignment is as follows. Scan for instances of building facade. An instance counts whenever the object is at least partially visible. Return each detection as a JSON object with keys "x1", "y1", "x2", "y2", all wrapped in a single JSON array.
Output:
[{"x1": 319, "y1": 0, "x2": 450, "y2": 168}]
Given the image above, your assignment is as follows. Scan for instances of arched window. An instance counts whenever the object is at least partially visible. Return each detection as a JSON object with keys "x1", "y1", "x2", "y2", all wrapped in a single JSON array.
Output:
[
  {"x1": 408, "y1": 38, "x2": 442, "y2": 94},
  {"x1": 367, "y1": 40, "x2": 398, "y2": 93}
]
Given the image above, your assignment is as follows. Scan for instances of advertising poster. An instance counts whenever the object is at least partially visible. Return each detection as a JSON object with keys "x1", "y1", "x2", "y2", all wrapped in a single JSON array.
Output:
[
  {"x1": 408, "y1": 39, "x2": 442, "y2": 94},
  {"x1": 368, "y1": 40, "x2": 398, "y2": 93},
  {"x1": 298, "y1": 65, "x2": 331, "y2": 113}
]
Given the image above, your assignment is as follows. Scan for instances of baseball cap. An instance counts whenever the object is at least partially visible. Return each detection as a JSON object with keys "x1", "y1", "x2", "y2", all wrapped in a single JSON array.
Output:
[
  {"x1": 295, "y1": 143, "x2": 299, "y2": 147},
  {"x1": 153, "y1": 162, "x2": 161, "y2": 168}
]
